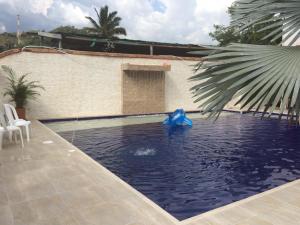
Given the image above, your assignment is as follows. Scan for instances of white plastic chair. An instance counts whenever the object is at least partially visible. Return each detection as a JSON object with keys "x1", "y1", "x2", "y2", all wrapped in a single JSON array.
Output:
[
  {"x1": 4, "y1": 104, "x2": 31, "y2": 142},
  {"x1": 0, "y1": 112, "x2": 24, "y2": 149}
]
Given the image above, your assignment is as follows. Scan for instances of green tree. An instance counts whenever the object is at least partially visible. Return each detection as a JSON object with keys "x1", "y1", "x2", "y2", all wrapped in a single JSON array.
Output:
[
  {"x1": 191, "y1": 0, "x2": 300, "y2": 123},
  {"x1": 209, "y1": 11, "x2": 281, "y2": 46},
  {"x1": 0, "y1": 32, "x2": 41, "y2": 52},
  {"x1": 51, "y1": 26, "x2": 89, "y2": 35},
  {"x1": 85, "y1": 5, "x2": 127, "y2": 39},
  {"x1": 209, "y1": 25, "x2": 240, "y2": 46},
  {"x1": 0, "y1": 33, "x2": 16, "y2": 51}
]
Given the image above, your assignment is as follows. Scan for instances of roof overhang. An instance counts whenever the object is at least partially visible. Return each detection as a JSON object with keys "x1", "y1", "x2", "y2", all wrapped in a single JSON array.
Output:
[
  {"x1": 38, "y1": 32, "x2": 62, "y2": 39},
  {"x1": 122, "y1": 63, "x2": 171, "y2": 72}
]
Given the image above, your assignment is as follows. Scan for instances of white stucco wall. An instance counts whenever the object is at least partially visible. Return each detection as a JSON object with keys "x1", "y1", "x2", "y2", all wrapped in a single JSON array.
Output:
[{"x1": 0, "y1": 51, "x2": 200, "y2": 120}]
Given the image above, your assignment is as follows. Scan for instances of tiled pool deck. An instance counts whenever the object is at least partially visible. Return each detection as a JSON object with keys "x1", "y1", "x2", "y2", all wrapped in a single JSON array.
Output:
[{"x1": 0, "y1": 121, "x2": 300, "y2": 225}]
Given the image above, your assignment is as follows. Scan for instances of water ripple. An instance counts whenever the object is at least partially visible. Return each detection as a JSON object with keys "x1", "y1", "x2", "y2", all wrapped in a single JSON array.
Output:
[{"x1": 59, "y1": 113, "x2": 300, "y2": 220}]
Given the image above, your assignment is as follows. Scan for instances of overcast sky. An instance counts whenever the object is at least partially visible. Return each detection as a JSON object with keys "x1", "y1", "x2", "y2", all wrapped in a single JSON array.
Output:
[{"x1": 0, "y1": 0, "x2": 235, "y2": 44}]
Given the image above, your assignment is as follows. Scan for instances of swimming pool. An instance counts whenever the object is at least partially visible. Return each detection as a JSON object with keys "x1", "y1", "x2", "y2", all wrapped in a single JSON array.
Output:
[{"x1": 56, "y1": 113, "x2": 300, "y2": 220}]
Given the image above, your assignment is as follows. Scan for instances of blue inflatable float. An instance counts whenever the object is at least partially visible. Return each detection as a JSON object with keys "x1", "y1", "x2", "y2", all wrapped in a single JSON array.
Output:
[{"x1": 163, "y1": 109, "x2": 193, "y2": 127}]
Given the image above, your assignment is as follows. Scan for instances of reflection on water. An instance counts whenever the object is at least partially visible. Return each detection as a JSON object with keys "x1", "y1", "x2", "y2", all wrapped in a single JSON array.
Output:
[{"x1": 133, "y1": 147, "x2": 157, "y2": 156}]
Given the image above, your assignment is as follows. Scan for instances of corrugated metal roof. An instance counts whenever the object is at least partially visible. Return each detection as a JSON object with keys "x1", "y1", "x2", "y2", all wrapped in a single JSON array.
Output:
[{"x1": 38, "y1": 31, "x2": 206, "y2": 49}]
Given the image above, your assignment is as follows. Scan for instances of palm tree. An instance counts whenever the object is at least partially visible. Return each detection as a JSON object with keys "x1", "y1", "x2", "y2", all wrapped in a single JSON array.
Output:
[
  {"x1": 191, "y1": 0, "x2": 300, "y2": 123},
  {"x1": 85, "y1": 5, "x2": 127, "y2": 39}
]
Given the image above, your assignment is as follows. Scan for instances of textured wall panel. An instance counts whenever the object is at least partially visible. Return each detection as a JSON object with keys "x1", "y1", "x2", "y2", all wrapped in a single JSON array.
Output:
[{"x1": 122, "y1": 71, "x2": 165, "y2": 114}]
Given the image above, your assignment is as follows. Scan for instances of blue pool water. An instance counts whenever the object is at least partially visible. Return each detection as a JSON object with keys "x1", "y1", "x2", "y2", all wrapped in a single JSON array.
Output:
[{"x1": 58, "y1": 113, "x2": 300, "y2": 220}]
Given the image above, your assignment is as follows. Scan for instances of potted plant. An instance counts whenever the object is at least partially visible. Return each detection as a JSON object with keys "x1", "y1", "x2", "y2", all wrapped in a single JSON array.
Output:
[{"x1": 2, "y1": 65, "x2": 45, "y2": 119}]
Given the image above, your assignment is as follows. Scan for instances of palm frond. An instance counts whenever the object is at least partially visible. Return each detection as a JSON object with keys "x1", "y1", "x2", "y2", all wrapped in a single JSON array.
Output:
[
  {"x1": 100, "y1": 5, "x2": 109, "y2": 27},
  {"x1": 1, "y1": 65, "x2": 16, "y2": 77},
  {"x1": 190, "y1": 44, "x2": 300, "y2": 121},
  {"x1": 113, "y1": 27, "x2": 127, "y2": 36},
  {"x1": 231, "y1": 0, "x2": 300, "y2": 46},
  {"x1": 85, "y1": 5, "x2": 126, "y2": 38},
  {"x1": 107, "y1": 11, "x2": 118, "y2": 22},
  {"x1": 85, "y1": 16, "x2": 100, "y2": 30},
  {"x1": 94, "y1": 7, "x2": 101, "y2": 21},
  {"x1": 109, "y1": 16, "x2": 121, "y2": 27}
]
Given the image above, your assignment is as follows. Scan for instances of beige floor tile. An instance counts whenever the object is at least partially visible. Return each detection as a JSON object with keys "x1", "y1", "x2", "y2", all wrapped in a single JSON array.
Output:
[
  {"x1": 48, "y1": 216, "x2": 80, "y2": 225},
  {"x1": 271, "y1": 186, "x2": 300, "y2": 209},
  {"x1": 3, "y1": 170, "x2": 56, "y2": 204},
  {"x1": 19, "y1": 177, "x2": 56, "y2": 201},
  {"x1": 0, "y1": 145, "x2": 23, "y2": 158},
  {"x1": 51, "y1": 174, "x2": 94, "y2": 193},
  {"x1": 234, "y1": 217, "x2": 273, "y2": 225},
  {"x1": 241, "y1": 196, "x2": 284, "y2": 214},
  {"x1": 74, "y1": 202, "x2": 142, "y2": 225},
  {"x1": 126, "y1": 222, "x2": 148, "y2": 225},
  {"x1": 11, "y1": 197, "x2": 79, "y2": 225},
  {"x1": 0, "y1": 205, "x2": 13, "y2": 225},
  {"x1": 87, "y1": 184, "x2": 120, "y2": 202},
  {"x1": 21, "y1": 159, "x2": 49, "y2": 172},
  {"x1": 0, "y1": 163, "x2": 24, "y2": 179},
  {"x1": 207, "y1": 206, "x2": 256, "y2": 225},
  {"x1": 4, "y1": 179, "x2": 27, "y2": 204},
  {"x1": 120, "y1": 196, "x2": 178, "y2": 225},
  {"x1": 187, "y1": 218, "x2": 223, "y2": 225},
  {"x1": 0, "y1": 194, "x2": 8, "y2": 208},
  {"x1": 292, "y1": 181, "x2": 300, "y2": 190},
  {"x1": 44, "y1": 165, "x2": 82, "y2": 180},
  {"x1": 11, "y1": 201, "x2": 38, "y2": 225},
  {"x1": 214, "y1": 206, "x2": 254, "y2": 224},
  {"x1": 240, "y1": 197, "x2": 300, "y2": 225},
  {"x1": 45, "y1": 157, "x2": 74, "y2": 168},
  {"x1": 0, "y1": 182, "x2": 8, "y2": 207},
  {"x1": 58, "y1": 185, "x2": 110, "y2": 211}
]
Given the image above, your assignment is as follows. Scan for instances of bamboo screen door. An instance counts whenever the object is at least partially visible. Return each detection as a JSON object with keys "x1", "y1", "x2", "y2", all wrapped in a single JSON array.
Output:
[{"x1": 121, "y1": 63, "x2": 171, "y2": 115}]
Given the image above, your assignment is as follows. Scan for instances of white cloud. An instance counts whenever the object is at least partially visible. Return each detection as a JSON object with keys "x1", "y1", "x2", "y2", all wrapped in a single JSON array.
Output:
[
  {"x1": 103, "y1": 0, "x2": 196, "y2": 42},
  {"x1": 191, "y1": 0, "x2": 236, "y2": 44},
  {"x1": 48, "y1": 1, "x2": 89, "y2": 27},
  {"x1": 0, "y1": 23, "x2": 6, "y2": 33},
  {"x1": 195, "y1": 0, "x2": 234, "y2": 13},
  {"x1": 99, "y1": 0, "x2": 235, "y2": 44},
  {"x1": 0, "y1": 0, "x2": 236, "y2": 44},
  {"x1": 0, "y1": 0, "x2": 54, "y2": 15},
  {"x1": 29, "y1": 0, "x2": 54, "y2": 15}
]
